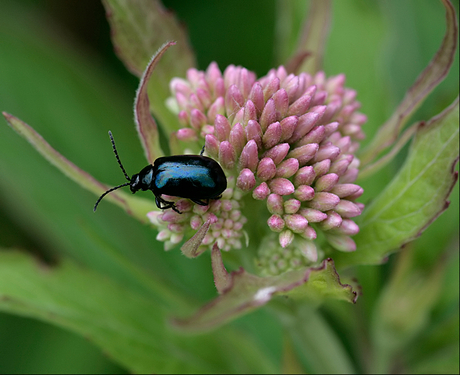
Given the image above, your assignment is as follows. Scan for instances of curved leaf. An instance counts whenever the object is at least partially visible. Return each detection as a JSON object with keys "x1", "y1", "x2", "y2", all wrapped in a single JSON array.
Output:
[
  {"x1": 360, "y1": 0, "x2": 458, "y2": 165},
  {"x1": 2, "y1": 113, "x2": 157, "y2": 222}
]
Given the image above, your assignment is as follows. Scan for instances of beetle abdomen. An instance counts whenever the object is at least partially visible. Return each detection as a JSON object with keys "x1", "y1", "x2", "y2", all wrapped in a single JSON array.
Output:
[{"x1": 154, "y1": 156, "x2": 227, "y2": 199}]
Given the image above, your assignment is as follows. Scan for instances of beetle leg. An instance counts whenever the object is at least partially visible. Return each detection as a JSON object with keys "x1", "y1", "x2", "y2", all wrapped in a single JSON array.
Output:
[
  {"x1": 199, "y1": 145, "x2": 205, "y2": 156},
  {"x1": 155, "y1": 195, "x2": 182, "y2": 214},
  {"x1": 190, "y1": 198, "x2": 209, "y2": 206}
]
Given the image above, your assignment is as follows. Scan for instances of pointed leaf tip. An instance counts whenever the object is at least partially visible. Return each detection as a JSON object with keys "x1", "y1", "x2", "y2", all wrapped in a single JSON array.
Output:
[{"x1": 135, "y1": 41, "x2": 176, "y2": 163}]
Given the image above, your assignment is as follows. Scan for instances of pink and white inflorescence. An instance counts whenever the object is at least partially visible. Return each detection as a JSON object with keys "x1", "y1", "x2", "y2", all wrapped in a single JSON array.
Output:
[{"x1": 148, "y1": 62, "x2": 366, "y2": 271}]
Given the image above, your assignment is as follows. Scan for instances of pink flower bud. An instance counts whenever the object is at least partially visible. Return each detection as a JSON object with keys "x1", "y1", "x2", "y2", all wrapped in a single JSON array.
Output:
[
  {"x1": 273, "y1": 89, "x2": 289, "y2": 119},
  {"x1": 329, "y1": 155, "x2": 353, "y2": 175},
  {"x1": 323, "y1": 122, "x2": 339, "y2": 137},
  {"x1": 299, "y1": 208, "x2": 328, "y2": 222},
  {"x1": 319, "y1": 211, "x2": 342, "y2": 230},
  {"x1": 283, "y1": 75, "x2": 299, "y2": 102},
  {"x1": 267, "y1": 193, "x2": 284, "y2": 214},
  {"x1": 294, "y1": 185, "x2": 315, "y2": 201},
  {"x1": 196, "y1": 87, "x2": 212, "y2": 108},
  {"x1": 267, "y1": 214, "x2": 285, "y2": 232},
  {"x1": 213, "y1": 114, "x2": 231, "y2": 142},
  {"x1": 232, "y1": 107, "x2": 245, "y2": 126},
  {"x1": 257, "y1": 157, "x2": 277, "y2": 181},
  {"x1": 276, "y1": 158, "x2": 299, "y2": 178},
  {"x1": 288, "y1": 94, "x2": 312, "y2": 116},
  {"x1": 331, "y1": 183, "x2": 362, "y2": 198},
  {"x1": 339, "y1": 168, "x2": 359, "y2": 184},
  {"x1": 237, "y1": 168, "x2": 256, "y2": 191},
  {"x1": 264, "y1": 143, "x2": 290, "y2": 165},
  {"x1": 269, "y1": 178, "x2": 295, "y2": 196},
  {"x1": 156, "y1": 229, "x2": 171, "y2": 241},
  {"x1": 312, "y1": 143, "x2": 341, "y2": 163},
  {"x1": 263, "y1": 77, "x2": 280, "y2": 102},
  {"x1": 176, "y1": 128, "x2": 198, "y2": 141},
  {"x1": 225, "y1": 84, "x2": 244, "y2": 119},
  {"x1": 326, "y1": 234, "x2": 356, "y2": 252},
  {"x1": 239, "y1": 140, "x2": 259, "y2": 172},
  {"x1": 335, "y1": 135, "x2": 352, "y2": 153},
  {"x1": 299, "y1": 126, "x2": 326, "y2": 146},
  {"x1": 246, "y1": 120, "x2": 263, "y2": 149},
  {"x1": 287, "y1": 143, "x2": 319, "y2": 166},
  {"x1": 285, "y1": 214, "x2": 308, "y2": 233},
  {"x1": 228, "y1": 123, "x2": 246, "y2": 155},
  {"x1": 312, "y1": 159, "x2": 331, "y2": 178},
  {"x1": 259, "y1": 98, "x2": 277, "y2": 131},
  {"x1": 299, "y1": 238, "x2": 317, "y2": 261},
  {"x1": 178, "y1": 110, "x2": 189, "y2": 126},
  {"x1": 347, "y1": 187, "x2": 364, "y2": 200},
  {"x1": 308, "y1": 192, "x2": 340, "y2": 211},
  {"x1": 190, "y1": 215, "x2": 203, "y2": 230},
  {"x1": 334, "y1": 199, "x2": 362, "y2": 218},
  {"x1": 219, "y1": 141, "x2": 236, "y2": 169},
  {"x1": 315, "y1": 173, "x2": 339, "y2": 192},
  {"x1": 288, "y1": 111, "x2": 321, "y2": 143},
  {"x1": 190, "y1": 108, "x2": 207, "y2": 130},
  {"x1": 294, "y1": 166, "x2": 316, "y2": 186},
  {"x1": 248, "y1": 83, "x2": 264, "y2": 116},
  {"x1": 205, "y1": 134, "x2": 220, "y2": 158},
  {"x1": 262, "y1": 121, "x2": 282, "y2": 149},
  {"x1": 243, "y1": 99, "x2": 257, "y2": 125},
  {"x1": 189, "y1": 93, "x2": 204, "y2": 112},
  {"x1": 279, "y1": 229, "x2": 294, "y2": 248},
  {"x1": 284, "y1": 198, "x2": 301, "y2": 214},
  {"x1": 253, "y1": 182, "x2": 270, "y2": 200},
  {"x1": 279, "y1": 116, "x2": 298, "y2": 141},
  {"x1": 331, "y1": 219, "x2": 359, "y2": 235}
]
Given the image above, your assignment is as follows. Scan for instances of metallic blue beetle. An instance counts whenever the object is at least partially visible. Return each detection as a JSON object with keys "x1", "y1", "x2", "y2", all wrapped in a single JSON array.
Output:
[{"x1": 93, "y1": 131, "x2": 227, "y2": 213}]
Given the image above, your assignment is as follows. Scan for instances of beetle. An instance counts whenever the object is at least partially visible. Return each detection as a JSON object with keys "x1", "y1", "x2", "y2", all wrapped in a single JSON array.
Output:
[{"x1": 93, "y1": 131, "x2": 227, "y2": 213}]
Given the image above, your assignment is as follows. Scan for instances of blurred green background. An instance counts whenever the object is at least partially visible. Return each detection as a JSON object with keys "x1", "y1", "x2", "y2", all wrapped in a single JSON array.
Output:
[{"x1": 0, "y1": 0, "x2": 458, "y2": 373}]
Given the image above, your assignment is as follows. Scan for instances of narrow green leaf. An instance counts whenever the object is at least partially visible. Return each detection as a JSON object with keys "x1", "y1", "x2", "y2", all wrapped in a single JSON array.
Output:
[
  {"x1": 102, "y1": 0, "x2": 196, "y2": 132},
  {"x1": 360, "y1": 0, "x2": 458, "y2": 165},
  {"x1": 2, "y1": 113, "x2": 157, "y2": 222},
  {"x1": 173, "y1": 257, "x2": 356, "y2": 332},
  {"x1": 134, "y1": 41, "x2": 176, "y2": 163},
  {"x1": 0, "y1": 250, "x2": 276, "y2": 373},
  {"x1": 336, "y1": 97, "x2": 459, "y2": 268}
]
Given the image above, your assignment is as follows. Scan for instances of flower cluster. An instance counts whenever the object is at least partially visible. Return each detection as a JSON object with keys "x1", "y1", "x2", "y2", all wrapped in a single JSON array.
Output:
[{"x1": 148, "y1": 62, "x2": 366, "y2": 273}]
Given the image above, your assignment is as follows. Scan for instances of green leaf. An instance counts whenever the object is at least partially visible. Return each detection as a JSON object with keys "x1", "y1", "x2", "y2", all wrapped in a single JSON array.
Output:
[
  {"x1": 2, "y1": 113, "x2": 157, "y2": 222},
  {"x1": 173, "y1": 253, "x2": 357, "y2": 332},
  {"x1": 336, "y1": 97, "x2": 459, "y2": 268},
  {"x1": 102, "y1": 0, "x2": 196, "y2": 133},
  {"x1": 134, "y1": 41, "x2": 176, "y2": 162},
  {"x1": 360, "y1": 0, "x2": 458, "y2": 165},
  {"x1": 0, "y1": 250, "x2": 276, "y2": 373}
]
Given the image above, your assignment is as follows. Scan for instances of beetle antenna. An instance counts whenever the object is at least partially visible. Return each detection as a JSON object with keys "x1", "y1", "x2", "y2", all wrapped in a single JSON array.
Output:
[
  {"x1": 108, "y1": 131, "x2": 130, "y2": 181},
  {"x1": 93, "y1": 182, "x2": 130, "y2": 212}
]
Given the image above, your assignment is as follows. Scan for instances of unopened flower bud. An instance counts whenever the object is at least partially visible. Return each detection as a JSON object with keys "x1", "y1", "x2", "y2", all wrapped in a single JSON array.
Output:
[
  {"x1": 253, "y1": 182, "x2": 270, "y2": 200},
  {"x1": 284, "y1": 199, "x2": 301, "y2": 214},
  {"x1": 257, "y1": 157, "x2": 277, "y2": 181},
  {"x1": 293, "y1": 185, "x2": 315, "y2": 201},
  {"x1": 267, "y1": 214, "x2": 285, "y2": 232},
  {"x1": 315, "y1": 173, "x2": 339, "y2": 192},
  {"x1": 308, "y1": 192, "x2": 340, "y2": 211},
  {"x1": 285, "y1": 214, "x2": 308, "y2": 233},
  {"x1": 267, "y1": 194, "x2": 284, "y2": 214},
  {"x1": 279, "y1": 229, "x2": 294, "y2": 248},
  {"x1": 237, "y1": 168, "x2": 256, "y2": 191},
  {"x1": 334, "y1": 199, "x2": 362, "y2": 218},
  {"x1": 269, "y1": 178, "x2": 295, "y2": 196}
]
